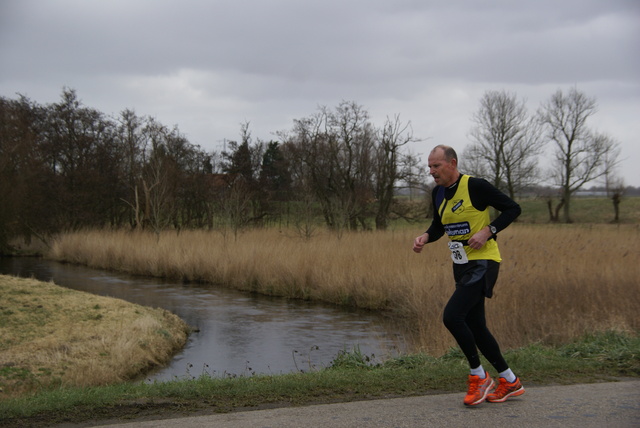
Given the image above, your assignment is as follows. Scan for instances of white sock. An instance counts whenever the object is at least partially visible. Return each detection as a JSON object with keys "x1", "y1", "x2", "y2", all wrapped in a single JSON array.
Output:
[
  {"x1": 499, "y1": 368, "x2": 516, "y2": 383},
  {"x1": 470, "y1": 365, "x2": 485, "y2": 378}
]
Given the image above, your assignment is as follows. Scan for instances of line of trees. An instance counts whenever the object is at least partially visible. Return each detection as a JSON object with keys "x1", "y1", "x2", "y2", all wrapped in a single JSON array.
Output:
[
  {"x1": 0, "y1": 86, "x2": 627, "y2": 252},
  {"x1": 0, "y1": 90, "x2": 425, "y2": 252},
  {"x1": 462, "y1": 87, "x2": 623, "y2": 223}
]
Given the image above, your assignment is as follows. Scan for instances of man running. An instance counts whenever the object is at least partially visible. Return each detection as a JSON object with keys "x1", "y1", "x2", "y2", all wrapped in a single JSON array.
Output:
[{"x1": 413, "y1": 145, "x2": 525, "y2": 406}]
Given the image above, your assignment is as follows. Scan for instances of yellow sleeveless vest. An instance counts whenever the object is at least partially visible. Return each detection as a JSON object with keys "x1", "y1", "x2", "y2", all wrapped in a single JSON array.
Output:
[{"x1": 438, "y1": 175, "x2": 502, "y2": 262}]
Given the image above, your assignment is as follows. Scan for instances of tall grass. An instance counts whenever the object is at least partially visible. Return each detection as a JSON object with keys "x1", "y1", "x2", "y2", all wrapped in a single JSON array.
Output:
[{"x1": 49, "y1": 224, "x2": 639, "y2": 356}]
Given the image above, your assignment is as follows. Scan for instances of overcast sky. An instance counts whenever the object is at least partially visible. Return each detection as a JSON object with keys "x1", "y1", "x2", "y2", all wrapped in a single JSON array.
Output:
[{"x1": 2, "y1": 0, "x2": 639, "y2": 186}]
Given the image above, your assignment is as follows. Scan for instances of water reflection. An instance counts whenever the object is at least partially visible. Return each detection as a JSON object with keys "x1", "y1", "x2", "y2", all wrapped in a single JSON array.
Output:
[{"x1": 0, "y1": 257, "x2": 408, "y2": 381}]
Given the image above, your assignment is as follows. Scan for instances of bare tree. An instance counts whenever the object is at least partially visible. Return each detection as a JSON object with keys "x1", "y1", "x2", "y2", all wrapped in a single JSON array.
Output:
[
  {"x1": 1, "y1": 88, "x2": 221, "y2": 241},
  {"x1": 601, "y1": 148, "x2": 625, "y2": 223},
  {"x1": 331, "y1": 101, "x2": 377, "y2": 230},
  {"x1": 464, "y1": 90, "x2": 544, "y2": 199},
  {"x1": 42, "y1": 88, "x2": 122, "y2": 229},
  {"x1": 400, "y1": 151, "x2": 428, "y2": 202},
  {"x1": 221, "y1": 122, "x2": 265, "y2": 227},
  {"x1": 140, "y1": 119, "x2": 179, "y2": 234},
  {"x1": 538, "y1": 87, "x2": 621, "y2": 223},
  {"x1": 610, "y1": 184, "x2": 624, "y2": 223},
  {"x1": 601, "y1": 144, "x2": 624, "y2": 198},
  {"x1": 0, "y1": 95, "x2": 49, "y2": 251},
  {"x1": 282, "y1": 101, "x2": 376, "y2": 231},
  {"x1": 374, "y1": 115, "x2": 415, "y2": 230},
  {"x1": 220, "y1": 176, "x2": 254, "y2": 240},
  {"x1": 116, "y1": 109, "x2": 148, "y2": 228}
]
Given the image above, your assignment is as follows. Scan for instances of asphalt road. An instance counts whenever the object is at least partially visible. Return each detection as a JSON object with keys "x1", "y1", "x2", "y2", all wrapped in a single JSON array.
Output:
[{"x1": 100, "y1": 380, "x2": 640, "y2": 428}]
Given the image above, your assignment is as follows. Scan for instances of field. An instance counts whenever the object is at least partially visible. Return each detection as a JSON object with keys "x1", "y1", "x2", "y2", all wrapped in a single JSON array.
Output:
[
  {"x1": 0, "y1": 197, "x2": 638, "y2": 425},
  {"x1": 48, "y1": 221, "x2": 639, "y2": 357},
  {"x1": 515, "y1": 195, "x2": 639, "y2": 224}
]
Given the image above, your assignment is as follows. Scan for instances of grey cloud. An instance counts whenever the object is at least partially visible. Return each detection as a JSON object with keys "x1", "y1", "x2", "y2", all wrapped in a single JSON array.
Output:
[{"x1": 1, "y1": 0, "x2": 638, "y2": 184}]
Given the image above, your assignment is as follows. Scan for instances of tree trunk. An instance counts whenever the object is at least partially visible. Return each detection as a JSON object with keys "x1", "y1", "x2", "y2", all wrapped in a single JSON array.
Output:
[{"x1": 612, "y1": 192, "x2": 621, "y2": 223}]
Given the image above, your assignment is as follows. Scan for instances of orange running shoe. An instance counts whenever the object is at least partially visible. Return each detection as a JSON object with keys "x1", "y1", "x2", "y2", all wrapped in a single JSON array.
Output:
[
  {"x1": 487, "y1": 377, "x2": 525, "y2": 403},
  {"x1": 463, "y1": 372, "x2": 494, "y2": 406}
]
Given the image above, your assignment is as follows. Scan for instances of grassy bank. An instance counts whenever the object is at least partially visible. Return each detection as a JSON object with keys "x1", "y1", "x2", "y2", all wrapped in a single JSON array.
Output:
[
  {"x1": 1, "y1": 330, "x2": 638, "y2": 427},
  {"x1": 49, "y1": 224, "x2": 640, "y2": 355},
  {"x1": 0, "y1": 275, "x2": 190, "y2": 398}
]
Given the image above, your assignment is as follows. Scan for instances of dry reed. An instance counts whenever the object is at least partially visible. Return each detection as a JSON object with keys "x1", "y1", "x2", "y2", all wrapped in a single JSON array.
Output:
[{"x1": 49, "y1": 224, "x2": 640, "y2": 356}]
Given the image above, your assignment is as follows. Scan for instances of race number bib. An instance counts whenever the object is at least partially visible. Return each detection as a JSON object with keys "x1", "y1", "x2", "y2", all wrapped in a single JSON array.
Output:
[{"x1": 448, "y1": 241, "x2": 469, "y2": 264}]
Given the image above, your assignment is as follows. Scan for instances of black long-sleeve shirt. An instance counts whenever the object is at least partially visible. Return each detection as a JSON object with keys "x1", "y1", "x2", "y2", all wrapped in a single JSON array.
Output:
[{"x1": 425, "y1": 175, "x2": 521, "y2": 243}]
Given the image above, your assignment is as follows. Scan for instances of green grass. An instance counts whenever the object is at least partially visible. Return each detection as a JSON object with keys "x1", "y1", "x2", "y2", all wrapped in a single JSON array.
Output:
[
  {"x1": 385, "y1": 196, "x2": 639, "y2": 232},
  {"x1": 516, "y1": 196, "x2": 640, "y2": 224},
  {"x1": 1, "y1": 330, "x2": 638, "y2": 427}
]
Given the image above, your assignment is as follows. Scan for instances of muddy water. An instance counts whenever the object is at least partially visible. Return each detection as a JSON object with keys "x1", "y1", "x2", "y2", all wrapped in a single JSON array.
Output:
[{"x1": 0, "y1": 257, "x2": 409, "y2": 381}]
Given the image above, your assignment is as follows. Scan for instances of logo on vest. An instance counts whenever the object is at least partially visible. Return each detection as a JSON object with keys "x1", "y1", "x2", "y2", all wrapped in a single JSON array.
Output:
[
  {"x1": 451, "y1": 199, "x2": 465, "y2": 214},
  {"x1": 444, "y1": 221, "x2": 471, "y2": 237}
]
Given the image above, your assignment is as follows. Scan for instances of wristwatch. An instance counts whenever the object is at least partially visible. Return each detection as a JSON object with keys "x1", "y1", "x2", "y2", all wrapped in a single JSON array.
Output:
[{"x1": 489, "y1": 225, "x2": 497, "y2": 235}]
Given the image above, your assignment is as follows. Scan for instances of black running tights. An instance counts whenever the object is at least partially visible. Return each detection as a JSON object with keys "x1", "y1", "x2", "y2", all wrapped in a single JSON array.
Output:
[{"x1": 442, "y1": 278, "x2": 508, "y2": 373}]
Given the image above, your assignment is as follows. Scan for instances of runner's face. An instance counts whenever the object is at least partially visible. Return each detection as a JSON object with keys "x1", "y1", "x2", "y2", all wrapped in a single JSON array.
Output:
[{"x1": 428, "y1": 149, "x2": 458, "y2": 187}]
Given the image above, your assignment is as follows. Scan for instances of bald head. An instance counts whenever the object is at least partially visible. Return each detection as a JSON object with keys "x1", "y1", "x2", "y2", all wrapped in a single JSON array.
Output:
[
  {"x1": 428, "y1": 145, "x2": 460, "y2": 187},
  {"x1": 431, "y1": 145, "x2": 458, "y2": 163}
]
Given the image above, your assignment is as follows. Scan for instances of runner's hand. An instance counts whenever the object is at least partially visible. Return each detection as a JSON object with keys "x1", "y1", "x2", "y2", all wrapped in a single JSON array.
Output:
[
  {"x1": 467, "y1": 227, "x2": 492, "y2": 250},
  {"x1": 413, "y1": 233, "x2": 428, "y2": 253}
]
